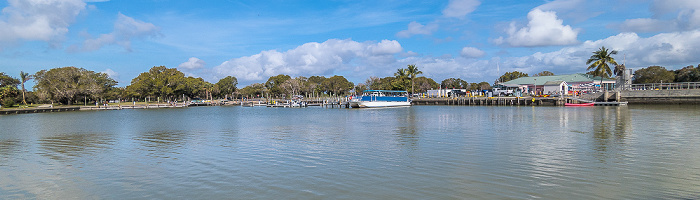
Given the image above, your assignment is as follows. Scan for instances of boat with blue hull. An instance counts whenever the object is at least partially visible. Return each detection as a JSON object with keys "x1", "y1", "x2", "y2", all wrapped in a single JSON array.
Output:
[{"x1": 349, "y1": 90, "x2": 411, "y2": 108}]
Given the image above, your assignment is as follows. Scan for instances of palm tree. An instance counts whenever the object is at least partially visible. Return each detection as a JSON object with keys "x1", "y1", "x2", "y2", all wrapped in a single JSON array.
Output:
[
  {"x1": 20, "y1": 71, "x2": 33, "y2": 105},
  {"x1": 586, "y1": 46, "x2": 618, "y2": 91},
  {"x1": 394, "y1": 68, "x2": 408, "y2": 91},
  {"x1": 406, "y1": 64, "x2": 422, "y2": 94}
]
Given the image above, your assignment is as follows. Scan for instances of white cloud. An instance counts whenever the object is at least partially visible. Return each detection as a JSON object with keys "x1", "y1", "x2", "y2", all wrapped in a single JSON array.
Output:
[
  {"x1": 0, "y1": 0, "x2": 86, "y2": 48},
  {"x1": 535, "y1": 0, "x2": 599, "y2": 23},
  {"x1": 616, "y1": 0, "x2": 700, "y2": 32},
  {"x1": 72, "y1": 13, "x2": 160, "y2": 52},
  {"x1": 460, "y1": 47, "x2": 485, "y2": 58},
  {"x1": 496, "y1": 9, "x2": 579, "y2": 47},
  {"x1": 213, "y1": 39, "x2": 402, "y2": 82},
  {"x1": 399, "y1": 30, "x2": 700, "y2": 84},
  {"x1": 101, "y1": 68, "x2": 119, "y2": 79},
  {"x1": 442, "y1": 0, "x2": 481, "y2": 18},
  {"x1": 178, "y1": 57, "x2": 206, "y2": 70},
  {"x1": 396, "y1": 21, "x2": 439, "y2": 38},
  {"x1": 492, "y1": 30, "x2": 700, "y2": 77}
]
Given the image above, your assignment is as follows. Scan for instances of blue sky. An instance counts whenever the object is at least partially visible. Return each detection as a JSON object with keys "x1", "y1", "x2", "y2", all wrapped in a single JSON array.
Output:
[{"x1": 2, "y1": 0, "x2": 700, "y2": 88}]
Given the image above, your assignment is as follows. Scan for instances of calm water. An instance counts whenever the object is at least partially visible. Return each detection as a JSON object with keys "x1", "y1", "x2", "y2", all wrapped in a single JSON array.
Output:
[{"x1": 1, "y1": 105, "x2": 699, "y2": 199}]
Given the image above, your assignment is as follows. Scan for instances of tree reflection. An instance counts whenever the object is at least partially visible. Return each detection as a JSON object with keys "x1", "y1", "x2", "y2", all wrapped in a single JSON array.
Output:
[
  {"x1": 592, "y1": 106, "x2": 631, "y2": 162},
  {"x1": 134, "y1": 130, "x2": 188, "y2": 158},
  {"x1": 394, "y1": 108, "x2": 419, "y2": 151},
  {"x1": 38, "y1": 133, "x2": 114, "y2": 161}
]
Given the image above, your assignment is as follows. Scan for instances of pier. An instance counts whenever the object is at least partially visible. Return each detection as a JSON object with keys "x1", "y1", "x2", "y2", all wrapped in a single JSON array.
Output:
[
  {"x1": 0, "y1": 106, "x2": 81, "y2": 115},
  {"x1": 411, "y1": 97, "x2": 568, "y2": 106}
]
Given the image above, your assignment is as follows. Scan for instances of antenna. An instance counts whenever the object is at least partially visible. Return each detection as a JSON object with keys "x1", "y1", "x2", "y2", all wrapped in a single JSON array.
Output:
[{"x1": 497, "y1": 61, "x2": 500, "y2": 82}]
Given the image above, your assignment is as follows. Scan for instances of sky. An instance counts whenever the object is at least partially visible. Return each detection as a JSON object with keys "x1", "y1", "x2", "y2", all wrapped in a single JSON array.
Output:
[{"x1": 2, "y1": 0, "x2": 700, "y2": 88}]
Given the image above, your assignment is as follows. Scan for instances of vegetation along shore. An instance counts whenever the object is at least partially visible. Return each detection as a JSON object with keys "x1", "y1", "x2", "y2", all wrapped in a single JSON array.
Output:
[{"x1": 2, "y1": 47, "x2": 700, "y2": 112}]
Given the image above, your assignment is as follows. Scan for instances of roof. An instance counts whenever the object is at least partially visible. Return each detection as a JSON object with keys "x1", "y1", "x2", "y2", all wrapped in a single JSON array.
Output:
[
  {"x1": 543, "y1": 80, "x2": 566, "y2": 85},
  {"x1": 500, "y1": 73, "x2": 615, "y2": 86}
]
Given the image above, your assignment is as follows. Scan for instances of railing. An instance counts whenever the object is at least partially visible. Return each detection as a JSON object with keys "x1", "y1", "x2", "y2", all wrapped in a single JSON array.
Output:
[{"x1": 625, "y1": 82, "x2": 700, "y2": 90}]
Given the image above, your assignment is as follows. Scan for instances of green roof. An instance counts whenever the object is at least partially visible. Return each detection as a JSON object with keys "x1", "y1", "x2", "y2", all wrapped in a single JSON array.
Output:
[{"x1": 500, "y1": 73, "x2": 615, "y2": 86}]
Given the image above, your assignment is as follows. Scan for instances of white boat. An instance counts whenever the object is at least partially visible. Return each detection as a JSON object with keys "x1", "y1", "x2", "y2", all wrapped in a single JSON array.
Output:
[{"x1": 349, "y1": 90, "x2": 411, "y2": 108}]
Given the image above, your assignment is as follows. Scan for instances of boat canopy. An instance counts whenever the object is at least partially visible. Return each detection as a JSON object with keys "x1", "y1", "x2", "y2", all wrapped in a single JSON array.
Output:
[{"x1": 363, "y1": 90, "x2": 407, "y2": 93}]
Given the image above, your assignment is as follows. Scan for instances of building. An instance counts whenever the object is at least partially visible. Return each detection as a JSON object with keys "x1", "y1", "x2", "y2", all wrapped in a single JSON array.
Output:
[
  {"x1": 498, "y1": 73, "x2": 615, "y2": 95},
  {"x1": 542, "y1": 80, "x2": 568, "y2": 95}
]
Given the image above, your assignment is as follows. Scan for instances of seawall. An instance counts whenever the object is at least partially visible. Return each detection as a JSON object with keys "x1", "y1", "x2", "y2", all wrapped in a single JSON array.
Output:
[{"x1": 620, "y1": 89, "x2": 700, "y2": 104}]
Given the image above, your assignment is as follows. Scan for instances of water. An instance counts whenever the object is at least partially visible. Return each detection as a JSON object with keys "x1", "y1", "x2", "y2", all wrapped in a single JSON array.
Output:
[{"x1": 1, "y1": 105, "x2": 699, "y2": 199}]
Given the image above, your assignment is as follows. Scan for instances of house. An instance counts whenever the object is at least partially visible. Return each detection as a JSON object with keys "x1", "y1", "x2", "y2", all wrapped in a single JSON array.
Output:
[
  {"x1": 497, "y1": 73, "x2": 615, "y2": 95},
  {"x1": 543, "y1": 80, "x2": 568, "y2": 95}
]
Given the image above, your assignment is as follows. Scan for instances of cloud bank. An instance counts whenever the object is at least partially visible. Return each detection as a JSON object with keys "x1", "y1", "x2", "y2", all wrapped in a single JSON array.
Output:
[
  {"x1": 616, "y1": 0, "x2": 700, "y2": 32},
  {"x1": 213, "y1": 39, "x2": 402, "y2": 82},
  {"x1": 0, "y1": 0, "x2": 86, "y2": 48}
]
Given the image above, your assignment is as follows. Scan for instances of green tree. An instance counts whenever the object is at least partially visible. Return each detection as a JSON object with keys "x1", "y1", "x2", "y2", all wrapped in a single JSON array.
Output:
[
  {"x1": 239, "y1": 83, "x2": 267, "y2": 98},
  {"x1": 127, "y1": 66, "x2": 188, "y2": 101},
  {"x1": 215, "y1": 76, "x2": 238, "y2": 98},
  {"x1": 365, "y1": 76, "x2": 380, "y2": 90},
  {"x1": 393, "y1": 68, "x2": 409, "y2": 91},
  {"x1": 265, "y1": 74, "x2": 291, "y2": 98},
  {"x1": 19, "y1": 71, "x2": 33, "y2": 105},
  {"x1": 498, "y1": 71, "x2": 529, "y2": 83},
  {"x1": 354, "y1": 83, "x2": 368, "y2": 95},
  {"x1": 586, "y1": 46, "x2": 618, "y2": 88},
  {"x1": 280, "y1": 77, "x2": 305, "y2": 97},
  {"x1": 0, "y1": 85, "x2": 20, "y2": 107},
  {"x1": 441, "y1": 78, "x2": 468, "y2": 89},
  {"x1": 376, "y1": 77, "x2": 396, "y2": 90},
  {"x1": 533, "y1": 71, "x2": 554, "y2": 77},
  {"x1": 321, "y1": 75, "x2": 353, "y2": 96},
  {"x1": 0, "y1": 73, "x2": 20, "y2": 106},
  {"x1": 34, "y1": 67, "x2": 116, "y2": 105},
  {"x1": 0, "y1": 72, "x2": 20, "y2": 88},
  {"x1": 307, "y1": 76, "x2": 326, "y2": 96},
  {"x1": 476, "y1": 81, "x2": 492, "y2": 90},
  {"x1": 413, "y1": 77, "x2": 439, "y2": 93},
  {"x1": 633, "y1": 66, "x2": 675, "y2": 84},
  {"x1": 406, "y1": 64, "x2": 423, "y2": 94},
  {"x1": 675, "y1": 65, "x2": 700, "y2": 82}
]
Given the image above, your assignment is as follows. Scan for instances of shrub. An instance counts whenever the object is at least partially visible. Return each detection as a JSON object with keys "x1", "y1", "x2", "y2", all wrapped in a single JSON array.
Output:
[{"x1": 2, "y1": 99, "x2": 15, "y2": 108}]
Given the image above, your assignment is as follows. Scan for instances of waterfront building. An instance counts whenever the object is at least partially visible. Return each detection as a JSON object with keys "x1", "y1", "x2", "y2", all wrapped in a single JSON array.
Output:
[{"x1": 497, "y1": 73, "x2": 615, "y2": 95}]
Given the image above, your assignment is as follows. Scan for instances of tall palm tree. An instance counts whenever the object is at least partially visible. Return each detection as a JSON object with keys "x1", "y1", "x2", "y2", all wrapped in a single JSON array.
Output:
[
  {"x1": 394, "y1": 68, "x2": 408, "y2": 91},
  {"x1": 406, "y1": 64, "x2": 422, "y2": 94},
  {"x1": 20, "y1": 71, "x2": 33, "y2": 105},
  {"x1": 586, "y1": 46, "x2": 618, "y2": 91}
]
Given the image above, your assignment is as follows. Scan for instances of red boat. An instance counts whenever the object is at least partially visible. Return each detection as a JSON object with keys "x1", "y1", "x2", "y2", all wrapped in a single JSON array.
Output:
[{"x1": 565, "y1": 102, "x2": 595, "y2": 106}]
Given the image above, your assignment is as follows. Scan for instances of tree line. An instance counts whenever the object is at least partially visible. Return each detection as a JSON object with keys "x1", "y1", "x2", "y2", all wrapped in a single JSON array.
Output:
[
  {"x1": 3, "y1": 56, "x2": 698, "y2": 107},
  {"x1": 0, "y1": 64, "x2": 494, "y2": 107}
]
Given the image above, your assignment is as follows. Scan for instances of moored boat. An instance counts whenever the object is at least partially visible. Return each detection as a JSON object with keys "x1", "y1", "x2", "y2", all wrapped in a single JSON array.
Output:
[
  {"x1": 349, "y1": 90, "x2": 411, "y2": 108},
  {"x1": 565, "y1": 102, "x2": 595, "y2": 106}
]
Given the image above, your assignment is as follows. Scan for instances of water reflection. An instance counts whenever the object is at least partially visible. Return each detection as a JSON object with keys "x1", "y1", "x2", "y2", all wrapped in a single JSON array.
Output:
[
  {"x1": 591, "y1": 107, "x2": 631, "y2": 162},
  {"x1": 394, "y1": 108, "x2": 419, "y2": 150},
  {"x1": 134, "y1": 130, "x2": 188, "y2": 158},
  {"x1": 0, "y1": 140, "x2": 22, "y2": 166},
  {"x1": 37, "y1": 133, "x2": 114, "y2": 161}
]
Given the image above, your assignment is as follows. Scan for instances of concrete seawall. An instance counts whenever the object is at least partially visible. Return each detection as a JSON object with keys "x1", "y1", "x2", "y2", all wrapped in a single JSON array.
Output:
[{"x1": 620, "y1": 89, "x2": 700, "y2": 104}]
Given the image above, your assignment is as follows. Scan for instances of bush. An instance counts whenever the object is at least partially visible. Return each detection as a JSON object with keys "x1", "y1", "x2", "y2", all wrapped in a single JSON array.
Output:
[{"x1": 2, "y1": 99, "x2": 15, "y2": 108}]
